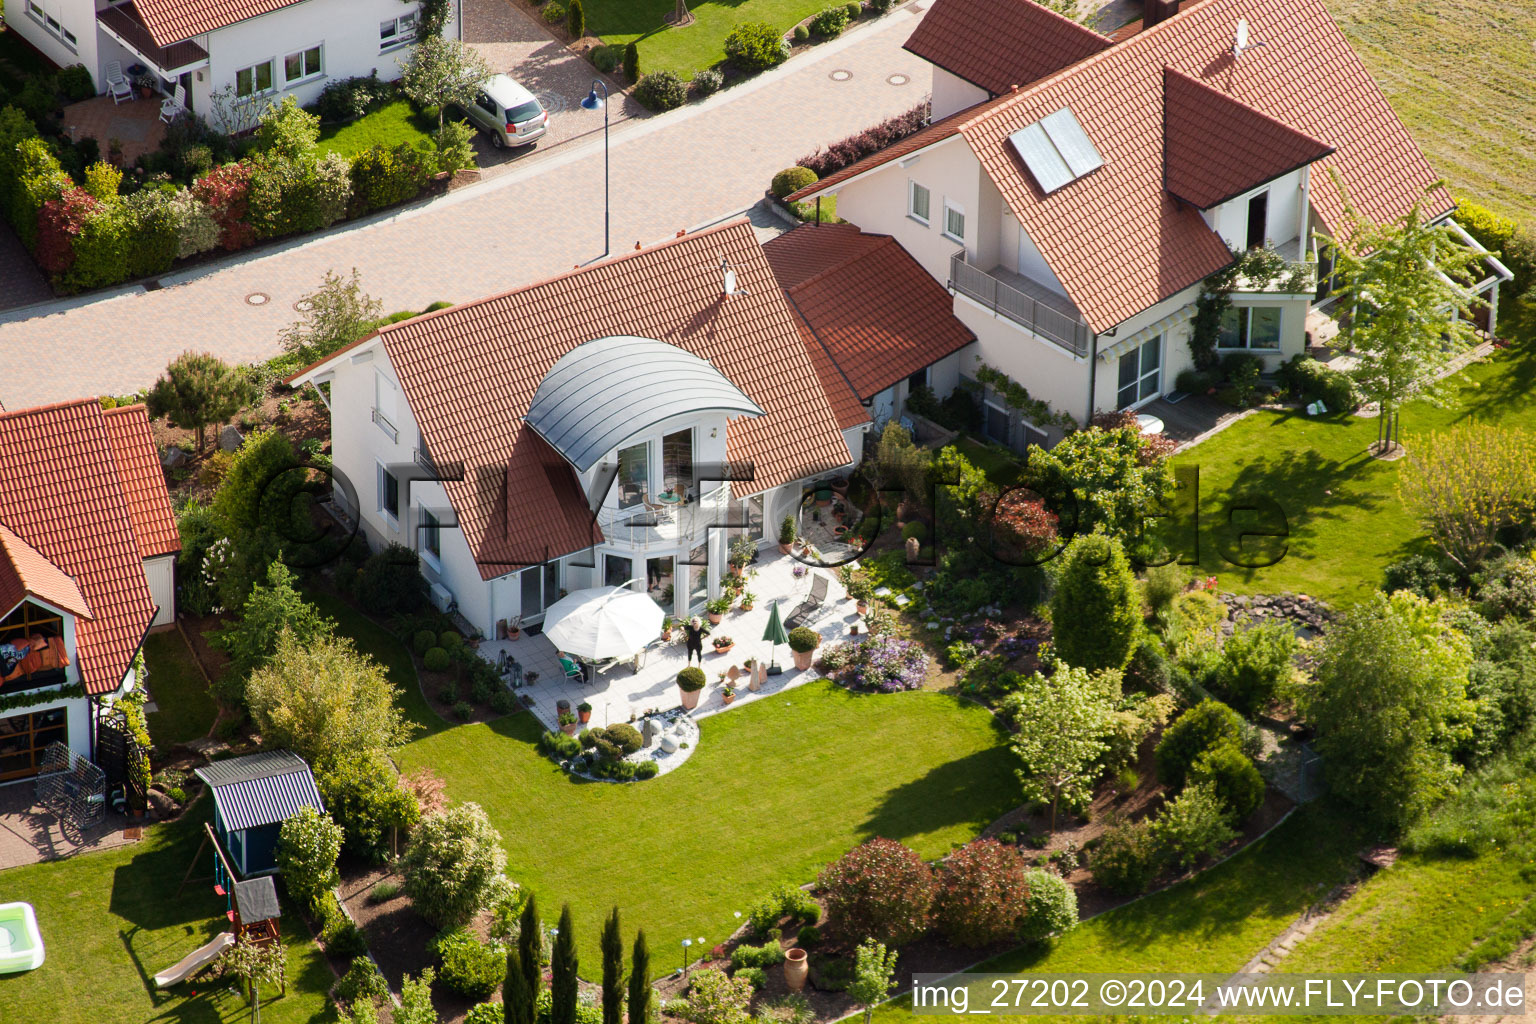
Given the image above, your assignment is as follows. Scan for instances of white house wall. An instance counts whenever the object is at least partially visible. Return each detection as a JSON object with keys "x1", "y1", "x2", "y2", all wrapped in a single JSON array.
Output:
[
  {"x1": 930, "y1": 66, "x2": 988, "y2": 121},
  {"x1": 1205, "y1": 168, "x2": 1306, "y2": 250},
  {"x1": 13, "y1": 0, "x2": 98, "y2": 80}
]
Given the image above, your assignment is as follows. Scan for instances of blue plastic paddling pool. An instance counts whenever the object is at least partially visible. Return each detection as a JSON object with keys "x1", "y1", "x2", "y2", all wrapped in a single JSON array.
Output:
[{"x1": 0, "y1": 902, "x2": 44, "y2": 972}]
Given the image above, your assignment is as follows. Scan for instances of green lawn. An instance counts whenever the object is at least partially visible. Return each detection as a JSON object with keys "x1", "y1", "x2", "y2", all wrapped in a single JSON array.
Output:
[
  {"x1": 870, "y1": 802, "x2": 1363, "y2": 1024},
  {"x1": 1168, "y1": 347, "x2": 1536, "y2": 606},
  {"x1": 954, "y1": 436, "x2": 1025, "y2": 487},
  {"x1": 317, "y1": 99, "x2": 437, "y2": 160},
  {"x1": 588, "y1": 0, "x2": 861, "y2": 78},
  {"x1": 1327, "y1": 0, "x2": 1536, "y2": 227},
  {"x1": 0, "y1": 802, "x2": 335, "y2": 1024},
  {"x1": 144, "y1": 629, "x2": 219, "y2": 750}
]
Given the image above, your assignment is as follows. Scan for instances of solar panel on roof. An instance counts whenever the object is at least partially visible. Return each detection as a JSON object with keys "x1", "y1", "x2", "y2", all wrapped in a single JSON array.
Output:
[
  {"x1": 1040, "y1": 108, "x2": 1104, "y2": 177},
  {"x1": 1009, "y1": 122, "x2": 1073, "y2": 194},
  {"x1": 1009, "y1": 107, "x2": 1103, "y2": 194}
]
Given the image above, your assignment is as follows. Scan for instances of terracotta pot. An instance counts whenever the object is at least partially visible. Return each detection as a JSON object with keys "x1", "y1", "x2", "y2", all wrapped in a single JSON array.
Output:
[
  {"x1": 722, "y1": 692, "x2": 735, "y2": 705},
  {"x1": 778, "y1": 542, "x2": 793, "y2": 554},
  {"x1": 708, "y1": 612, "x2": 723, "y2": 625},
  {"x1": 508, "y1": 627, "x2": 520, "y2": 641},
  {"x1": 680, "y1": 686, "x2": 701, "y2": 710},
  {"x1": 560, "y1": 722, "x2": 578, "y2": 736},
  {"x1": 578, "y1": 708, "x2": 592, "y2": 723},
  {"x1": 792, "y1": 648, "x2": 814, "y2": 671},
  {"x1": 714, "y1": 642, "x2": 735, "y2": 656},
  {"x1": 784, "y1": 948, "x2": 808, "y2": 992},
  {"x1": 856, "y1": 599, "x2": 868, "y2": 615}
]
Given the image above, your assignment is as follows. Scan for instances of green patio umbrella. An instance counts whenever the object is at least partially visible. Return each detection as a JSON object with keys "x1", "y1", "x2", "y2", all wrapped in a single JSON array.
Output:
[{"x1": 763, "y1": 601, "x2": 789, "y2": 675}]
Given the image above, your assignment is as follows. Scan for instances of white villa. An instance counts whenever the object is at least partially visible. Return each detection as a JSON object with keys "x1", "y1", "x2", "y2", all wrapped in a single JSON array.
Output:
[
  {"x1": 788, "y1": 0, "x2": 1512, "y2": 447},
  {"x1": 291, "y1": 219, "x2": 979, "y2": 635},
  {"x1": 11, "y1": 0, "x2": 459, "y2": 122}
]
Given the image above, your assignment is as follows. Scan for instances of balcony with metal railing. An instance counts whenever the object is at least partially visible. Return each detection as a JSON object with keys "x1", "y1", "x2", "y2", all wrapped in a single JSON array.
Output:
[
  {"x1": 948, "y1": 251, "x2": 1093, "y2": 358},
  {"x1": 596, "y1": 484, "x2": 734, "y2": 552}
]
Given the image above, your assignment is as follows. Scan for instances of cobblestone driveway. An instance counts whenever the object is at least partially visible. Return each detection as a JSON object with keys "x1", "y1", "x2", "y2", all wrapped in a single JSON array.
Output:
[{"x1": 0, "y1": 4, "x2": 932, "y2": 408}]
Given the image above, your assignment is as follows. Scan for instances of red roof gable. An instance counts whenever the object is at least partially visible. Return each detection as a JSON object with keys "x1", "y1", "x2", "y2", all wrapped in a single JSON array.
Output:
[
  {"x1": 903, "y1": 0, "x2": 1111, "y2": 96},
  {"x1": 959, "y1": 0, "x2": 1452, "y2": 331},
  {"x1": 766, "y1": 224, "x2": 975, "y2": 404},
  {"x1": 1162, "y1": 67, "x2": 1335, "y2": 210},
  {"x1": 132, "y1": 0, "x2": 305, "y2": 46},
  {"x1": 0, "y1": 525, "x2": 92, "y2": 622},
  {"x1": 297, "y1": 220, "x2": 853, "y2": 580},
  {"x1": 104, "y1": 405, "x2": 182, "y2": 560},
  {"x1": 0, "y1": 400, "x2": 164, "y2": 695}
]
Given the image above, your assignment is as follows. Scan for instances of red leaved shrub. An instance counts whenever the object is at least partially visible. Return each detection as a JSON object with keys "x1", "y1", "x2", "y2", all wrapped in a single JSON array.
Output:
[
  {"x1": 933, "y1": 839, "x2": 1032, "y2": 947},
  {"x1": 816, "y1": 837, "x2": 934, "y2": 945},
  {"x1": 35, "y1": 187, "x2": 103, "y2": 274},
  {"x1": 192, "y1": 163, "x2": 256, "y2": 251},
  {"x1": 796, "y1": 104, "x2": 930, "y2": 179}
]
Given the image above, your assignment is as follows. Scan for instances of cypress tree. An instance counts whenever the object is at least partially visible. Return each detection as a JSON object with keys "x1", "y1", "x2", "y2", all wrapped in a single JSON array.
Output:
[
  {"x1": 600, "y1": 907, "x2": 624, "y2": 1024},
  {"x1": 566, "y1": 0, "x2": 585, "y2": 39},
  {"x1": 622, "y1": 43, "x2": 640, "y2": 83},
  {"x1": 504, "y1": 941, "x2": 530, "y2": 1024},
  {"x1": 627, "y1": 930, "x2": 651, "y2": 1024},
  {"x1": 518, "y1": 895, "x2": 542, "y2": 1022},
  {"x1": 551, "y1": 904, "x2": 578, "y2": 1024}
]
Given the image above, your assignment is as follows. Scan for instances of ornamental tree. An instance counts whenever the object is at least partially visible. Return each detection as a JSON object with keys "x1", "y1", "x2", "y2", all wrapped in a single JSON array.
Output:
[
  {"x1": 550, "y1": 904, "x2": 578, "y2": 1024},
  {"x1": 145, "y1": 350, "x2": 253, "y2": 451},
  {"x1": 628, "y1": 930, "x2": 651, "y2": 1024},
  {"x1": 1024, "y1": 424, "x2": 1173, "y2": 541},
  {"x1": 600, "y1": 906, "x2": 623, "y2": 1024},
  {"x1": 1049, "y1": 533, "x2": 1140, "y2": 672},
  {"x1": 849, "y1": 939, "x2": 899, "y2": 1024},
  {"x1": 401, "y1": 802, "x2": 508, "y2": 929},
  {"x1": 817, "y1": 837, "x2": 935, "y2": 945},
  {"x1": 1009, "y1": 666, "x2": 1112, "y2": 832},
  {"x1": 1320, "y1": 178, "x2": 1485, "y2": 454},
  {"x1": 213, "y1": 559, "x2": 335, "y2": 684},
  {"x1": 401, "y1": 35, "x2": 494, "y2": 129},
  {"x1": 1149, "y1": 781, "x2": 1235, "y2": 869},
  {"x1": 278, "y1": 267, "x2": 383, "y2": 363},
  {"x1": 1303, "y1": 590, "x2": 1475, "y2": 832}
]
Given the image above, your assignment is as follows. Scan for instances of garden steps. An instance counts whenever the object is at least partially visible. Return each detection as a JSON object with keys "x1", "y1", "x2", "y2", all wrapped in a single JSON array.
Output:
[{"x1": 1200, "y1": 884, "x2": 1347, "y2": 1014}]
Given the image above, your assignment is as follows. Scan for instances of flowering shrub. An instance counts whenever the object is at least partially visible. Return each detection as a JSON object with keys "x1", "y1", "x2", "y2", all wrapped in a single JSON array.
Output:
[
  {"x1": 192, "y1": 163, "x2": 257, "y2": 250},
  {"x1": 818, "y1": 837, "x2": 934, "y2": 945},
  {"x1": 987, "y1": 489, "x2": 1059, "y2": 560},
  {"x1": 933, "y1": 839, "x2": 1032, "y2": 947},
  {"x1": 844, "y1": 636, "x2": 928, "y2": 692},
  {"x1": 796, "y1": 104, "x2": 929, "y2": 178},
  {"x1": 165, "y1": 189, "x2": 221, "y2": 258},
  {"x1": 35, "y1": 187, "x2": 102, "y2": 274}
]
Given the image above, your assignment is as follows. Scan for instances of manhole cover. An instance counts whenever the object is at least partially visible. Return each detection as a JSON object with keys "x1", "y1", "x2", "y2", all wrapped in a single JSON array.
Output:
[
  {"x1": 536, "y1": 90, "x2": 569, "y2": 115},
  {"x1": 887, "y1": 73, "x2": 910, "y2": 86},
  {"x1": 293, "y1": 297, "x2": 314, "y2": 313},
  {"x1": 245, "y1": 292, "x2": 270, "y2": 306},
  {"x1": 829, "y1": 69, "x2": 853, "y2": 82}
]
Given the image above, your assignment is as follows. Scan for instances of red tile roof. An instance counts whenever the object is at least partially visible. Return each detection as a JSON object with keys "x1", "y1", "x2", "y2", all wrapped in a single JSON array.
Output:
[
  {"x1": 104, "y1": 405, "x2": 183, "y2": 560},
  {"x1": 0, "y1": 400, "x2": 165, "y2": 695},
  {"x1": 0, "y1": 525, "x2": 93, "y2": 622},
  {"x1": 903, "y1": 0, "x2": 1111, "y2": 96},
  {"x1": 958, "y1": 0, "x2": 1452, "y2": 332},
  {"x1": 766, "y1": 223, "x2": 975, "y2": 404},
  {"x1": 792, "y1": 318, "x2": 868, "y2": 431},
  {"x1": 294, "y1": 220, "x2": 853, "y2": 580},
  {"x1": 132, "y1": 0, "x2": 304, "y2": 46},
  {"x1": 1162, "y1": 67, "x2": 1334, "y2": 210}
]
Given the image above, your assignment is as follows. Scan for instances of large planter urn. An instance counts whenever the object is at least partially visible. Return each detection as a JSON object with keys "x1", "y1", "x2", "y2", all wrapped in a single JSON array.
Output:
[
  {"x1": 784, "y1": 948, "x2": 808, "y2": 992},
  {"x1": 747, "y1": 664, "x2": 766, "y2": 691},
  {"x1": 708, "y1": 611, "x2": 723, "y2": 625},
  {"x1": 792, "y1": 648, "x2": 814, "y2": 671},
  {"x1": 680, "y1": 685, "x2": 701, "y2": 710}
]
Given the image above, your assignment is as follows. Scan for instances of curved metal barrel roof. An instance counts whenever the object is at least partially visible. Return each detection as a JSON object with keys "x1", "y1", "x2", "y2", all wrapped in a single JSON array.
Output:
[{"x1": 526, "y1": 336, "x2": 765, "y2": 473}]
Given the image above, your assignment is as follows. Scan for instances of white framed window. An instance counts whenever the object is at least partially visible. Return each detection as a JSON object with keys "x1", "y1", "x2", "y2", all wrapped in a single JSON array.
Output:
[
  {"x1": 942, "y1": 199, "x2": 966, "y2": 242},
  {"x1": 418, "y1": 507, "x2": 441, "y2": 564},
  {"x1": 373, "y1": 369, "x2": 399, "y2": 440},
  {"x1": 27, "y1": 1, "x2": 76, "y2": 51},
  {"x1": 26, "y1": 1, "x2": 43, "y2": 24},
  {"x1": 284, "y1": 44, "x2": 323, "y2": 85},
  {"x1": 235, "y1": 59, "x2": 276, "y2": 98},
  {"x1": 1116, "y1": 334, "x2": 1163, "y2": 410},
  {"x1": 380, "y1": 9, "x2": 419, "y2": 51},
  {"x1": 1217, "y1": 306, "x2": 1282, "y2": 350},
  {"x1": 907, "y1": 180, "x2": 930, "y2": 225},
  {"x1": 377, "y1": 463, "x2": 401, "y2": 525}
]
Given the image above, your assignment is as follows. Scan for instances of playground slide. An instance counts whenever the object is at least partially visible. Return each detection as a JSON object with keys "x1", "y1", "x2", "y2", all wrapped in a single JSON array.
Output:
[{"x1": 153, "y1": 931, "x2": 235, "y2": 989}]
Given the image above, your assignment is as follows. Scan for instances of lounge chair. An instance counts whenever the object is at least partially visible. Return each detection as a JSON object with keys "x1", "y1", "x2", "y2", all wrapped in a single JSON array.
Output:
[
  {"x1": 785, "y1": 572, "x2": 829, "y2": 628},
  {"x1": 104, "y1": 62, "x2": 134, "y2": 105},
  {"x1": 159, "y1": 83, "x2": 185, "y2": 123}
]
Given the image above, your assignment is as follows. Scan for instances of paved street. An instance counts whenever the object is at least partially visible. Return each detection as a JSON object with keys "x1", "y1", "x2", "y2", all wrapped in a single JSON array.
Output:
[{"x1": 0, "y1": 2, "x2": 932, "y2": 409}]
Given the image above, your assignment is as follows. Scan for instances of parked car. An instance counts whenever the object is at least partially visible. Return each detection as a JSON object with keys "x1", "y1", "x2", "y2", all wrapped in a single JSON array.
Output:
[{"x1": 463, "y1": 74, "x2": 548, "y2": 148}]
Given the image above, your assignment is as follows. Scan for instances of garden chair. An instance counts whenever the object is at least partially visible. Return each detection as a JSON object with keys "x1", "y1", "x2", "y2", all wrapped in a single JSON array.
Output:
[
  {"x1": 558, "y1": 655, "x2": 585, "y2": 684},
  {"x1": 159, "y1": 82, "x2": 185, "y2": 123},
  {"x1": 785, "y1": 573, "x2": 829, "y2": 628},
  {"x1": 104, "y1": 62, "x2": 133, "y2": 104}
]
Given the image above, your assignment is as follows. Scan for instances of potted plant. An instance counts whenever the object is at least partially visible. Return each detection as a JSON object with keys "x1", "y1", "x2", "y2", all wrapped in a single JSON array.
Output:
[
  {"x1": 778, "y1": 514, "x2": 797, "y2": 554},
  {"x1": 661, "y1": 616, "x2": 674, "y2": 642},
  {"x1": 558, "y1": 710, "x2": 579, "y2": 736},
  {"x1": 677, "y1": 666, "x2": 706, "y2": 710},
  {"x1": 712, "y1": 635, "x2": 735, "y2": 656},
  {"x1": 721, "y1": 680, "x2": 736, "y2": 705},
  {"x1": 507, "y1": 615, "x2": 521, "y2": 641},
  {"x1": 706, "y1": 597, "x2": 731, "y2": 625},
  {"x1": 847, "y1": 577, "x2": 873, "y2": 616},
  {"x1": 788, "y1": 627, "x2": 820, "y2": 670},
  {"x1": 577, "y1": 701, "x2": 592, "y2": 725},
  {"x1": 728, "y1": 535, "x2": 756, "y2": 576},
  {"x1": 739, "y1": 590, "x2": 756, "y2": 612}
]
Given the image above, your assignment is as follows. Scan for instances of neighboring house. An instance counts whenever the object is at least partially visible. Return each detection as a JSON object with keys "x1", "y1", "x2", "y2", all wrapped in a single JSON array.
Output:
[
  {"x1": 0, "y1": 399, "x2": 180, "y2": 784},
  {"x1": 789, "y1": 0, "x2": 1511, "y2": 443},
  {"x1": 290, "y1": 218, "x2": 858, "y2": 633},
  {"x1": 764, "y1": 222, "x2": 976, "y2": 454},
  {"x1": 13, "y1": 0, "x2": 459, "y2": 125},
  {"x1": 195, "y1": 749, "x2": 324, "y2": 876}
]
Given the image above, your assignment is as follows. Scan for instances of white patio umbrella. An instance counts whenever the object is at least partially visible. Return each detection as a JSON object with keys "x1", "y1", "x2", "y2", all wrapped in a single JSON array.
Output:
[{"x1": 542, "y1": 584, "x2": 664, "y2": 661}]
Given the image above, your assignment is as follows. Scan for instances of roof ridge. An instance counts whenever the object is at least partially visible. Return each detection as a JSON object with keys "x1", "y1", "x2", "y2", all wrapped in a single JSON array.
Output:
[
  {"x1": 102, "y1": 402, "x2": 150, "y2": 417},
  {"x1": 1162, "y1": 65, "x2": 1333, "y2": 149},
  {"x1": 783, "y1": 228, "x2": 897, "y2": 294},
  {"x1": 0, "y1": 396, "x2": 103, "y2": 423}
]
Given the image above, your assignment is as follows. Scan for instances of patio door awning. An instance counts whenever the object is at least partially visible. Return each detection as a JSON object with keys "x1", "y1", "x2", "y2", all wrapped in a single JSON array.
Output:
[{"x1": 1098, "y1": 306, "x2": 1197, "y2": 362}]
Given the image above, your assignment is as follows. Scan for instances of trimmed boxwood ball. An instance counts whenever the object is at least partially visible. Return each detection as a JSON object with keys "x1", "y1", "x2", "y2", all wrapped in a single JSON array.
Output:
[
  {"x1": 678, "y1": 666, "x2": 707, "y2": 691},
  {"x1": 772, "y1": 165, "x2": 818, "y2": 198},
  {"x1": 592, "y1": 45, "x2": 622, "y2": 74},
  {"x1": 788, "y1": 627, "x2": 821, "y2": 653},
  {"x1": 414, "y1": 629, "x2": 438, "y2": 655},
  {"x1": 635, "y1": 759, "x2": 659, "y2": 779},
  {"x1": 440, "y1": 630, "x2": 463, "y2": 650},
  {"x1": 845, "y1": 2, "x2": 863, "y2": 18},
  {"x1": 600, "y1": 723, "x2": 643, "y2": 755},
  {"x1": 793, "y1": 23, "x2": 810, "y2": 41},
  {"x1": 635, "y1": 71, "x2": 687, "y2": 111},
  {"x1": 725, "y1": 21, "x2": 790, "y2": 72},
  {"x1": 423, "y1": 647, "x2": 451, "y2": 671}
]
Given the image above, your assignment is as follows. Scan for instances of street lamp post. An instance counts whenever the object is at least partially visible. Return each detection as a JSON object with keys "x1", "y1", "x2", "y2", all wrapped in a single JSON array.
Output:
[{"x1": 581, "y1": 79, "x2": 610, "y2": 259}]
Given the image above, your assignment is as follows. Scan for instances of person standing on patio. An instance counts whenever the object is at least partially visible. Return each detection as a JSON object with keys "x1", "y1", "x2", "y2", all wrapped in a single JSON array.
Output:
[{"x1": 683, "y1": 616, "x2": 709, "y2": 665}]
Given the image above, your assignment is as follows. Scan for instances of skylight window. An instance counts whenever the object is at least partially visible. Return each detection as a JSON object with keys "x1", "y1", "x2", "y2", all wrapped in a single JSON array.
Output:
[{"x1": 1009, "y1": 106, "x2": 1104, "y2": 194}]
